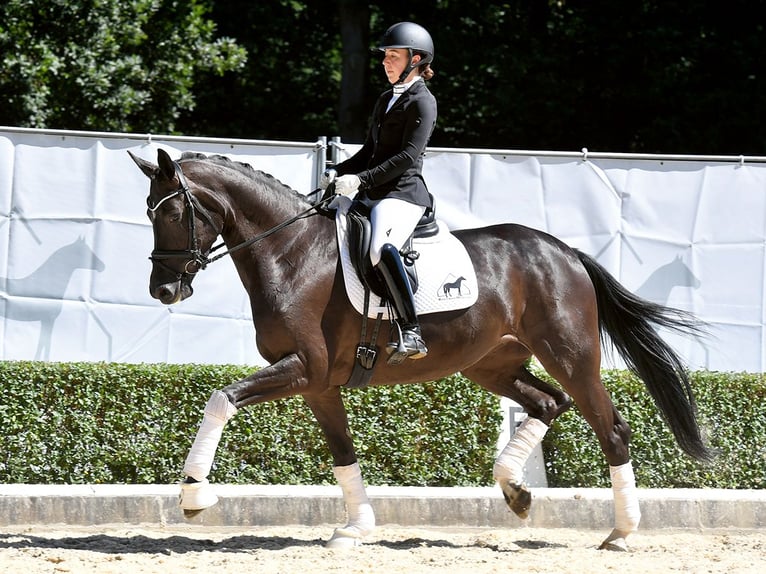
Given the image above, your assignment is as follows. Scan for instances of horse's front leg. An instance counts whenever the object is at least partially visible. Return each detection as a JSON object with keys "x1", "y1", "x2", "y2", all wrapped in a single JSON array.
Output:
[
  {"x1": 179, "y1": 353, "x2": 309, "y2": 514},
  {"x1": 304, "y1": 389, "x2": 375, "y2": 549}
]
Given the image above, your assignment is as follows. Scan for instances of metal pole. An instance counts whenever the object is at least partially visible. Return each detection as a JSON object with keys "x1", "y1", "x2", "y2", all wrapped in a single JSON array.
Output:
[{"x1": 314, "y1": 136, "x2": 327, "y2": 188}]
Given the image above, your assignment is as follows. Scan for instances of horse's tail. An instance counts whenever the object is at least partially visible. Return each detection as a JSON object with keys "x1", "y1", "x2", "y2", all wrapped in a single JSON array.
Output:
[{"x1": 575, "y1": 249, "x2": 713, "y2": 462}]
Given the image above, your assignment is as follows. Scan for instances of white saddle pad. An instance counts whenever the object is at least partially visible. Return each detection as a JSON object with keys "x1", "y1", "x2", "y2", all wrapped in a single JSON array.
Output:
[{"x1": 333, "y1": 196, "x2": 478, "y2": 319}]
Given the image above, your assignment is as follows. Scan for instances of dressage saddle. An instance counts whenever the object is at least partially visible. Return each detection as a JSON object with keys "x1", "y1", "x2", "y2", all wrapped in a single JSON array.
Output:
[{"x1": 345, "y1": 199, "x2": 438, "y2": 298}]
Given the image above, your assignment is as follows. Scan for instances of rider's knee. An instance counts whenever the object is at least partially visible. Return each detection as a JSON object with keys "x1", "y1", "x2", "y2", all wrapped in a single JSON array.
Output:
[{"x1": 372, "y1": 242, "x2": 398, "y2": 268}]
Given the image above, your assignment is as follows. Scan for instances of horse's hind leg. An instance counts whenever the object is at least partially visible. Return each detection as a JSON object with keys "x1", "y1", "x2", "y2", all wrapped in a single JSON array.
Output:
[
  {"x1": 463, "y1": 345, "x2": 572, "y2": 519},
  {"x1": 534, "y1": 343, "x2": 640, "y2": 551}
]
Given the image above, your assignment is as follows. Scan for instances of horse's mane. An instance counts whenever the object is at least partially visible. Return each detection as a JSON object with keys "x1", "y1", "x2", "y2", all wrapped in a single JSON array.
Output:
[{"x1": 179, "y1": 151, "x2": 310, "y2": 204}]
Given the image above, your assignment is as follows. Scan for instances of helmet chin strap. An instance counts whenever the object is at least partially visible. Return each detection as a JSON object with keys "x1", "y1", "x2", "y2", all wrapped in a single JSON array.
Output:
[{"x1": 396, "y1": 48, "x2": 417, "y2": 84}]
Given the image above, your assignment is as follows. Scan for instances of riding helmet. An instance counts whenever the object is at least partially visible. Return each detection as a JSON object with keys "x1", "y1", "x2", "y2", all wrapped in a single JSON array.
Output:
[{"x1": 378, "y1": 22, "x2": 434, "y2": 66}]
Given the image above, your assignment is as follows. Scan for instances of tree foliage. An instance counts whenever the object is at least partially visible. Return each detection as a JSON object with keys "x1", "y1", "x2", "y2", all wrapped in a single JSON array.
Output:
[
  {"x1": 176, "y1": 0, "x2": 340, "y2": 141},
  {"x1": 1, "y1": 0, "x2": 764, "y2": 154},
  {"x1": 0, "y1": 0, "x2": 246, "y2": 132},
  {"x1": 400, "y1": 0, "x2": 766, "y2": 154}
]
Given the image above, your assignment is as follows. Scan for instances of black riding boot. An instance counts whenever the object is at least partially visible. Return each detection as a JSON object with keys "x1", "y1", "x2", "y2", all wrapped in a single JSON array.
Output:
[{"x1": 376, "y1": 243, "x2": 428, "y2": 364}]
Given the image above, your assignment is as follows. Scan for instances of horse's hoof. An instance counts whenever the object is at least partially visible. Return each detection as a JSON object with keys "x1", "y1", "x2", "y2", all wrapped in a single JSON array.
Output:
[
  {"x1": 598, "y1": 528, "x2": 630, "y2": 551},
  {"x1": 183, "y1": 508, "x2": 205, "y2": 519},
  {"x1": 326, "y1": 527, "x2": 364, "y2": 549},
  {"x1": 498, "y1": 480, "x2": 532, "y2": 519},
  {"x1": 179, "y1": 478, "x2": 218, "y2": 512}
]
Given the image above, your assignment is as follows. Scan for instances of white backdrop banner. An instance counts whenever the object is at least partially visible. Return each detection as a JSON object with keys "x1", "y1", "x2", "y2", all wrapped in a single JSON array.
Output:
[
  {"x1": 2, "y1": 128, "x2": 765, "y2": 372},
  {"x1": 0, "y1": 128, "x2": 317, "y2": 365}
]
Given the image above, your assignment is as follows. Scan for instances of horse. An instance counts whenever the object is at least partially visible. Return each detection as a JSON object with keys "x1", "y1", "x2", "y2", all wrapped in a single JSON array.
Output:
[
  {"x1": 635, "y1": 254, "x2": 701, "y2": 305},
  {"x1": 442, "y1": 275, "x2": 467, "y2": 297},
  {"x1": 0, "y1": 236, "x2": 105, "y2": 360},
  {"x1": 129, "y1": 148, "x2": 711, "y2": 551}
]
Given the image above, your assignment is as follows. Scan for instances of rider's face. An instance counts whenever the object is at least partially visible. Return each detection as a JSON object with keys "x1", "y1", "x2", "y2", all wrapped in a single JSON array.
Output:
[{"x1": 382, "y1": 48, "x2": 420, "y2": 84}]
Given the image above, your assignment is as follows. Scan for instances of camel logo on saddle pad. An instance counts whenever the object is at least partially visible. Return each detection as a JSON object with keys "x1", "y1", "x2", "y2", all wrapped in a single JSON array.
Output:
[{"x1": 333, "y1": 196, "x2": 478, "y2": 319}]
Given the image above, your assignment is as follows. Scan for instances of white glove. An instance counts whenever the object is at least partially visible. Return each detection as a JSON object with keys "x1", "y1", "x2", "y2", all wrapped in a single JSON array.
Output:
[
  {"x1": 319, "y1": 168, "x2": 336, "y2": 190},
  {"x1": 335, "y1": 174, "x2": 361, "y2": 196}
]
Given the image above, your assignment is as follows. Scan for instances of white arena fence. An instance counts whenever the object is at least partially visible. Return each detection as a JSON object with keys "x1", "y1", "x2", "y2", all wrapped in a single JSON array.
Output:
[{"x1": 1, "y1": 127, "x2": 765, "y2": 374}]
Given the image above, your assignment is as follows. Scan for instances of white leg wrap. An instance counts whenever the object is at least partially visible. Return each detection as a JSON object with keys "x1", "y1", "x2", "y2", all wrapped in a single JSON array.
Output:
[
  {"x1": 610, "y1": 461, "x2": 641, "y2": 534},
  {"x1": 327, "y1": 462, "x2": 375, "y2": 548},
  {"x1": 182, "y1": 390, "x2": 238, "y2": 481},
  {"x1": 493, "y1": 417, "x2": 549, "y2": 484}
]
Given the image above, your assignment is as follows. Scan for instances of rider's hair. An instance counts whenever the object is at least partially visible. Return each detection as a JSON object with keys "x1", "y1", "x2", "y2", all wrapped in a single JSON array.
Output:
[{"x1": 419, "y1": 62, "x2": 435, "y2": 81}]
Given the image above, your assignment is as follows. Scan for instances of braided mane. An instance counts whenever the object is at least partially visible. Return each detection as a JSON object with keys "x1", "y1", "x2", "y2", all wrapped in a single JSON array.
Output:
[{"x1": 179, "y1": 151, "x2": 308, "y2": 203}]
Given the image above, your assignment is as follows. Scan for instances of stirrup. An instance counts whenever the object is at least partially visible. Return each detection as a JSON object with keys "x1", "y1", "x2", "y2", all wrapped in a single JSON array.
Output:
[{"x1": 385, "y1": 324, "x2": 428, "y2": 365}]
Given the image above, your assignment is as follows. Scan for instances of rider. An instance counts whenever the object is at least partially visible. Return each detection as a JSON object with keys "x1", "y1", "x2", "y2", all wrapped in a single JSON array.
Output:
[{"x1": 321, "y1": 21, "x2": 437, "y2": 362}]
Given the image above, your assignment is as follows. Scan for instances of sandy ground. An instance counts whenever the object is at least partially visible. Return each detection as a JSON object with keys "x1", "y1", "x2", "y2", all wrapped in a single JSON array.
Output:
[{"x1": 1, "y1": 524, "x2": 765, "y2": 574}]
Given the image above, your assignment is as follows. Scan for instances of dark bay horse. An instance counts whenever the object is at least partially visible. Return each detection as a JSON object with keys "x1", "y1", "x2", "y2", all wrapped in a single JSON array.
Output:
[{"x1": 129, "y1": 149, "x2": 710, "y2": 550}]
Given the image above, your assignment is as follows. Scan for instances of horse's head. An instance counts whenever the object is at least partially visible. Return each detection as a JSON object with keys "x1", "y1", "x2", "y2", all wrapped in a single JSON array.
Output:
[
  {"x1": 129, "y1": 148, "x2": 223, "y2": 305},
  {"x1": 61, "y1": 236, "x2": 105, "y2": 273},
  {"x1": 667, "y1": 255, "x2": 701, "y2": 289}
]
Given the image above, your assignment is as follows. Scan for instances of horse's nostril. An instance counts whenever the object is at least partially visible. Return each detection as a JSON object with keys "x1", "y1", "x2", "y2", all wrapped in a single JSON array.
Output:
[
  {"x1": 152, "y1": 284, "x2": 176, "y2": 304},
  {"x1": 159, "y1": 287, "x2": 173, "y2": 302}
]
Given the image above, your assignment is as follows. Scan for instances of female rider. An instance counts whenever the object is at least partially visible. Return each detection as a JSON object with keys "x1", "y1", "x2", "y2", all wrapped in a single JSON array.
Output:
[{"x1": 321, "y1": 21, "x2": 437, "y2": 363}]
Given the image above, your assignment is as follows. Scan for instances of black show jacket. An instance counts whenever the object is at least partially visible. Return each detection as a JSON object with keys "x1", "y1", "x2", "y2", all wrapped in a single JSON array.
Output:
[{"x1": 335, "y1": 79, "x2": 437, "y2": 210}]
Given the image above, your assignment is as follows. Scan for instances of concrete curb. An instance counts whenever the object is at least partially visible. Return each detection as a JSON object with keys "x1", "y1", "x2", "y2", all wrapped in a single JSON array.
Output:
[{"x1": 1, "y1": 485, "x2": 764, "y2": 530}]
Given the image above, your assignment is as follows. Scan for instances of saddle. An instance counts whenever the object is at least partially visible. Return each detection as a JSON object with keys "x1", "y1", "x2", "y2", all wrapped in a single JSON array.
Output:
[
  {"x1": 345, "y1": 199, "x2": 438, "y2": 298},
  {"x1": 329, "y1": 195, "x2": 478, "y2": 389}
]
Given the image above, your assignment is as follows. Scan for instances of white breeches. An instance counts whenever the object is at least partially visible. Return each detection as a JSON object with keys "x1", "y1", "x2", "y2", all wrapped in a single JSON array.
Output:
[{"x1": 369, "y1": 198, "x2": 426, "y2": 267}]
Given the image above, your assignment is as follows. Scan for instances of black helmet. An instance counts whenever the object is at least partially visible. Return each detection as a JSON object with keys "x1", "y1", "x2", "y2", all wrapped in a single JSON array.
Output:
[{"x1": 378, "y1": 22, "x2": 434, "y2": 68}]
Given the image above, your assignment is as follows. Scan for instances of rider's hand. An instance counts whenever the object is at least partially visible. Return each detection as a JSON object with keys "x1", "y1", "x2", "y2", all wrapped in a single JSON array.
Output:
[
  {"x1": 319, "y1": 168, "x2": 337, "y2": 191},
  {"x1": 335, "y1": 174, "x2": 361, "y2": 196}
]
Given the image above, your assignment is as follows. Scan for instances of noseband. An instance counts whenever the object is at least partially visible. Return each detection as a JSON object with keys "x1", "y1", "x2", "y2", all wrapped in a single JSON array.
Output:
[{"x1": 147, "y1": 161, "x2": 220, "y2": 280}]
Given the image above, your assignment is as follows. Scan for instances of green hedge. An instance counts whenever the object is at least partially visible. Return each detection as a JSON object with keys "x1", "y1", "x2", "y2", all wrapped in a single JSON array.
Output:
[
  {"x1": 0, "y1": 361, "x2": 502, "y2": 486},
  {"x1": 1, "y1": 362, "x2": 764, "y2": 488},
  {"x1": 542, "y1": 369, "x2": 766, "y2": 489}
]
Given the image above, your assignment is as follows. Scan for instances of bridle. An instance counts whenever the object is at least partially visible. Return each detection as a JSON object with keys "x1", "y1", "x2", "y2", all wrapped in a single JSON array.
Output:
[
  {"x1": 147, "y1": 161, "x2": 221, "y2": 280},
  {"x1": 148, "y1": 160, "x2": 334, "y2": 281}
]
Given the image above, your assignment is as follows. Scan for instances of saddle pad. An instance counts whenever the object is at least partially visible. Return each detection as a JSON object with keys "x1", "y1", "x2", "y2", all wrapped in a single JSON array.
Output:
[{"x1": 333, "y1": 196, "x2": 478, "y2": 319}]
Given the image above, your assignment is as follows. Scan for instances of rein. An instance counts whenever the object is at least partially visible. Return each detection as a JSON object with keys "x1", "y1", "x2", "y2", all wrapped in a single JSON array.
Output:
[
  {"x1": 148, "y1": 160, "x2": 333, "y2": 278},
  {"x1": 204, "y1": 198, "x2": 330, "y2": 266}
]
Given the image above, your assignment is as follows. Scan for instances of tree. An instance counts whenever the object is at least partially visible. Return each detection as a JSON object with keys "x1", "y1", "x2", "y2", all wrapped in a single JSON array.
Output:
[
  {"x1": 176, "y1": 1, "x2": 340, "y2": 142},
  {"x1": 0, "y1": 0, "x2": 246, "y2": 133},
  {"x1": 337, "y1": 1, "x2": 371, "y2": 143},
  {"x1": 2, "y1": 0, "x2": 764, "y2": 154}
]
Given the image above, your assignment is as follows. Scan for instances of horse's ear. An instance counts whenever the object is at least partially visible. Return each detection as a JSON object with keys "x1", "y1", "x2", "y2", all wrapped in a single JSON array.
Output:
[
  {"x1": 127, "y1": 150, "x2": 159, "y2": 179},
  {"x1": 157, "y1": 148, "x2": 178, "y2": 182}
]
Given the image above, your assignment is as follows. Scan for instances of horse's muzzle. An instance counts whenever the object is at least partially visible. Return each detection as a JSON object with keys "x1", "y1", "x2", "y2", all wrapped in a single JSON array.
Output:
[{"x1": 151, "y1": 280, "x2": 193, "y2": 305}]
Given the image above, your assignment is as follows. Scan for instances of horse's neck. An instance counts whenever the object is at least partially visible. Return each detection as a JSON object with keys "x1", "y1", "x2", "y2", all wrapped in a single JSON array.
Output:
[
  {"x1": 637, "y1": 273, "x2": 671, "y2": 294},
  {"x1": 226, "y1": 188, "x2": 331, "y2": 246},
  {"x1": 222, "y1": 190, "x2": 336, "y2": 290},
  {"x1": 636, "y1": 263, "x2": 681, "y2": 302},
  {"x1": 9, "y1": 252, "x2": 80, "y2": 292}
]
